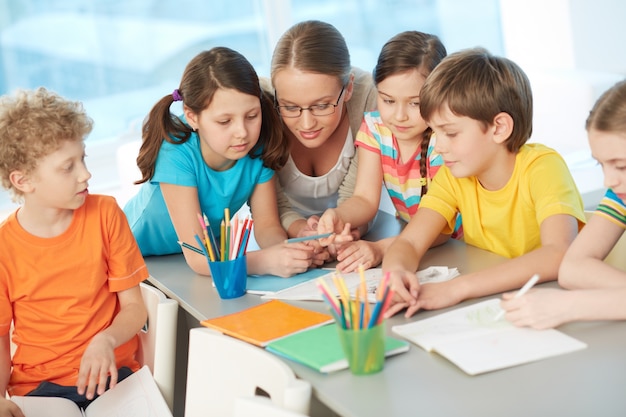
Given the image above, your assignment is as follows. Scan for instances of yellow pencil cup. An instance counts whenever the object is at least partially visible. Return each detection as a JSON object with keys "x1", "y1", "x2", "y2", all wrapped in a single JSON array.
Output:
[
  {"x1": 337, "y1": 323, "x2": 386, "y2": 375},
  {"x1": 209, "y1": 256, "x2": 247, "y2": 299}
]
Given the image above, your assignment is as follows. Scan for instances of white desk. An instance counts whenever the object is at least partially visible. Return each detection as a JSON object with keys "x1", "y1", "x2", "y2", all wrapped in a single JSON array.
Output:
[{"x1": 145, "y1": 212, "x2": 626, "y2": 417}]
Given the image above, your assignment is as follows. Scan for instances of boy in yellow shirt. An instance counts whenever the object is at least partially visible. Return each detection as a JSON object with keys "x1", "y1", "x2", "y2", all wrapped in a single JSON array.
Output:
[{"x1": 382, "y1": 48, "x2": 585, "y2": 318}]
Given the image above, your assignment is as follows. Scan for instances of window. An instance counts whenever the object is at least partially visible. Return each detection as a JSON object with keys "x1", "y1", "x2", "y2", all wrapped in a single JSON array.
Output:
[{"x1": 1, "y1": 0, "x2": 623, "y2": 214}]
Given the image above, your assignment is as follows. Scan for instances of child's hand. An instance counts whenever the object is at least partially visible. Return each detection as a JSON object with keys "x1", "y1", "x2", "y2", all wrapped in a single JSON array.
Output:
[
  {"x1": 412, "y1": 280, "x2": 464, "y2": 313},
  {"x1": 290, "y1": 221, "x2": 332, "y2": 265},
  {"x1": 260, "y1": 242, "x2": 315, "y2": 277},
  {"x1": 319, "y1": 223, "x2": 354, "y2": 252},
  {"x1": 0, "y1": 397, "x2": 25, "y2": 417},
  {"x1": 310, "y1": 245, "x2": 331, "y2": 267},
  {"x1": 299, "y1": 215, "x2": 351, "y2": 250},
  {"x1": 303, "y1": 215, "x2": 322, "y2": 233},
  {"x1": 383, "y1": 270, "x2": 420, "y2": 318},
  {"x1": 77, "y1": 333, "x2": 117, "y2": 400},
  {"x1": 335, "y1": 240, "x2": 383, "y2": 272},
  {"x1": 500, "y1": 288, "x2": 575, "y2": 329}
]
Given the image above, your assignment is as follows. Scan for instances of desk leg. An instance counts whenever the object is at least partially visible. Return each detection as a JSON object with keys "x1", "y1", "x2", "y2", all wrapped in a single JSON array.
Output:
[{"x1": 171, "y1": 306, "x2": 195, "y2": 417}]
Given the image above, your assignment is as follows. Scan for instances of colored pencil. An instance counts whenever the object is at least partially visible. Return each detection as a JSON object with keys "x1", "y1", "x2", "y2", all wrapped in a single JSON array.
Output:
[
  {"x1": 284, "y1": 232, "x2": 333, "y2": 244},
  {"x1": 197, "y1": 213, "x2": 215, "y2": 261},
  {"x1": 316, "y1": 278, "x2": 341, "y2": 316},
  {"x1": 368, "y1": 272, "x2": 391, "y2": 328},
  {"x1": 178, "y1": 240, "x2": 205, "y2": 256},
  {"x1": 238, "y1": 228, "x2": 250, "y2": 258},
  {"x1": 224, "y1": 209, "x2": 231, "y2": 262},
  {"x1": 315, "y1": 280, "x2": 342, "y2": 322},
  {"x1": 230, "y1": 216, "x2": 243, "y2": 260},
  {"x1": 243, "y1": 219, "x2": 253, "y2": 254},
  {"x1": 220, "y1": 220, "x2": 226, "y2": 261},
  {"x1": 203, "y1": 213, "x2": 219, "y2": 259},
  {"x1": 193, "y1": 234, "x2": 210, "y2": 259},
  {"x1": 358, "y1": 265, "x2": 370, "y2": 327},
  {"x1": 377, "y1": 288, "x2": 395, "y2": 326}
]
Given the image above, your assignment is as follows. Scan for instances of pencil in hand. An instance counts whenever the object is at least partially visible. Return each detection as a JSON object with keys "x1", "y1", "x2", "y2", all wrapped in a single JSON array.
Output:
[
  {"x1": 494, "y1": 273, "x2": 540, "y2": 321},
  {"x1": 284, "y1": 232, "x2": 333, "y2": 244}
]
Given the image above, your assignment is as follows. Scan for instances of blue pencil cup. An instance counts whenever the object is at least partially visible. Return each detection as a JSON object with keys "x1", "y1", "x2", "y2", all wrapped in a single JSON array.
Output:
[{"x1": 209, "y1": 256, "x2": 247, "y2": 299}]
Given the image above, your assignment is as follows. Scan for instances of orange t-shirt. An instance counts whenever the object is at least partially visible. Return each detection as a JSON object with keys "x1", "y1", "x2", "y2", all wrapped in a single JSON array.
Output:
[{"x1": 0, "y1": 194, "x2": 149, "y2": 396}]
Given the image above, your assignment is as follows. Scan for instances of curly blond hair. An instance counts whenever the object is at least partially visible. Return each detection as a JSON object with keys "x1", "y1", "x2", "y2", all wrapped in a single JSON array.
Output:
[{"x1": 0, "y1": 87, "x2": 93, "y2": 202}]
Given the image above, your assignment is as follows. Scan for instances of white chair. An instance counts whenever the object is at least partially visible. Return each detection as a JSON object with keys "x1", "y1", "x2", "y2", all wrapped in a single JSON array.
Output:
[
  {"x1": 138, "y1": 282, "x2": 179, "y2": 413},
  {"x1": 233, "y1": 396, "x2": 310, "y2": 417},
  {"x1": 184, "y1": 328, "x2": 312, "y2": 417}
]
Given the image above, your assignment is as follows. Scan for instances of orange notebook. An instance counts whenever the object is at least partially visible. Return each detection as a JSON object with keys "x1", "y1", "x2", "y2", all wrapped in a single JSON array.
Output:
[{"x1": 200, "y1": 300, "x2": 334, "y2": 347}]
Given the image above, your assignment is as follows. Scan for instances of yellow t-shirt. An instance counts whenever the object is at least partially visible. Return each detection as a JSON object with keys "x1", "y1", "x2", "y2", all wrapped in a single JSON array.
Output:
[{"x1": 420, "y1": 143, "x2": 585, "y2": 258}]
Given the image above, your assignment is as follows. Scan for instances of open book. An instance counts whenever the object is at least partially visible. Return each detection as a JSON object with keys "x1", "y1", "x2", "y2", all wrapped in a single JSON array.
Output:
[
  {"x1": 10, "y1": 365, "x2": 172, "y2": 417},
  {"x1": 391, "y1": 299, "x2": 587, "y2": 375},
  {"x1": 262, "y1": 266, "x2": 459, "y2": 303},
  {"x1": 266, "y1": 323, "x2": 409, "y2": 373}
]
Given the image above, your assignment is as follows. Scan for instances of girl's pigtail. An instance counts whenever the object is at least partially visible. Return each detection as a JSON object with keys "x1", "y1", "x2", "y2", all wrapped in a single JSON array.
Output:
[
  {"x1": 135, "y1": 94, "x2": 193, "y2": 184},
  {"x1": 419, "y1": 128, "x2": 432, "y2": 197}
]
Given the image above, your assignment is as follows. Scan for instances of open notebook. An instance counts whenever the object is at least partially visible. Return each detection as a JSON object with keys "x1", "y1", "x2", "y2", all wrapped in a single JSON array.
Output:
[
  {"x1": 392, "y1": 298, "x2": 587, "y2": 375},
  {"x1": 263, "y1": 266, "x2": 459, "y2": 302},
  {"x1": 10, "y1": 365, "x2": 172, "y2": 417}
]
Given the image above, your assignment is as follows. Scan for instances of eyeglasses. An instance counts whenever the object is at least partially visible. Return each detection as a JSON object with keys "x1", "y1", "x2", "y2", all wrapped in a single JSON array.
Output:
[{"x1": 274, "y1": 86, "x2": 345, "y2": 118}]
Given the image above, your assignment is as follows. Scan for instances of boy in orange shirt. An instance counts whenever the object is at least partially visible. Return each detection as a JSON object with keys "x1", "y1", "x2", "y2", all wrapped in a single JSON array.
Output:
[{"x1": 0, "y1": 88, "x2": 148, "y2": 416}]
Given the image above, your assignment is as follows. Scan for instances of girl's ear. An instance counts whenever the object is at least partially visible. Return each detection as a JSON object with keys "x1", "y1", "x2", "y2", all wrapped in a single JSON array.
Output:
[
  {"x1": 492, "y1": 112, "x2": 514, "y2": 144},
  {"x1": 183, "y1": 105, "x2": 199, "y2": 130},
  {"x1": 9, "y1": 170, "x2": 34, "y2": 194}
]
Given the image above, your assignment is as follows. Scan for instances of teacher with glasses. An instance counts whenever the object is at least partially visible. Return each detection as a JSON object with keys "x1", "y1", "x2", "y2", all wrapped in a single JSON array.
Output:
[{"x1": 269, "y1": 20, "x2": 377, "y2": 265}]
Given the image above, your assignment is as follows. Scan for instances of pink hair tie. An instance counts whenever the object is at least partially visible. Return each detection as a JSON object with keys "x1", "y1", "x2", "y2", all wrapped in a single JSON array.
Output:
[{"x1": 172, "y1": 89, "x2": 183, "y2": 102}]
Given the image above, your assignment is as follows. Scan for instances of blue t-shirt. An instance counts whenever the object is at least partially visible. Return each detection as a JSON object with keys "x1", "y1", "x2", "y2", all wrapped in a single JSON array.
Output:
[{"x1": 124, "y1": 133, "x2": 274, "y2": 256}]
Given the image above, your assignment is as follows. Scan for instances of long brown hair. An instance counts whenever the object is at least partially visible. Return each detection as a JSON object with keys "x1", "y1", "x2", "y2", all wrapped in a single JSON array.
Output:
[
  {"x1": 135, "y1": 47, "x2": 286, "y2": 184},
  {"x1": 373, "y1": 31, "x2": 447, "y2": 195}
]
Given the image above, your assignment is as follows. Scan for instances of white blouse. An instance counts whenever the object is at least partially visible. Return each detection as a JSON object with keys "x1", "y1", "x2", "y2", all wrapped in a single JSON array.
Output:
[{"x1": 277, "y1": 127, "x2": 354, "y2": 218}]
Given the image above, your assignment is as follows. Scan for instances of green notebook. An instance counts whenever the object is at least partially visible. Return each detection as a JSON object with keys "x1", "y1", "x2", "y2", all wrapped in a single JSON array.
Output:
[{"x1": 266, "y1": 323, "x2": 410, "y2": 373}]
